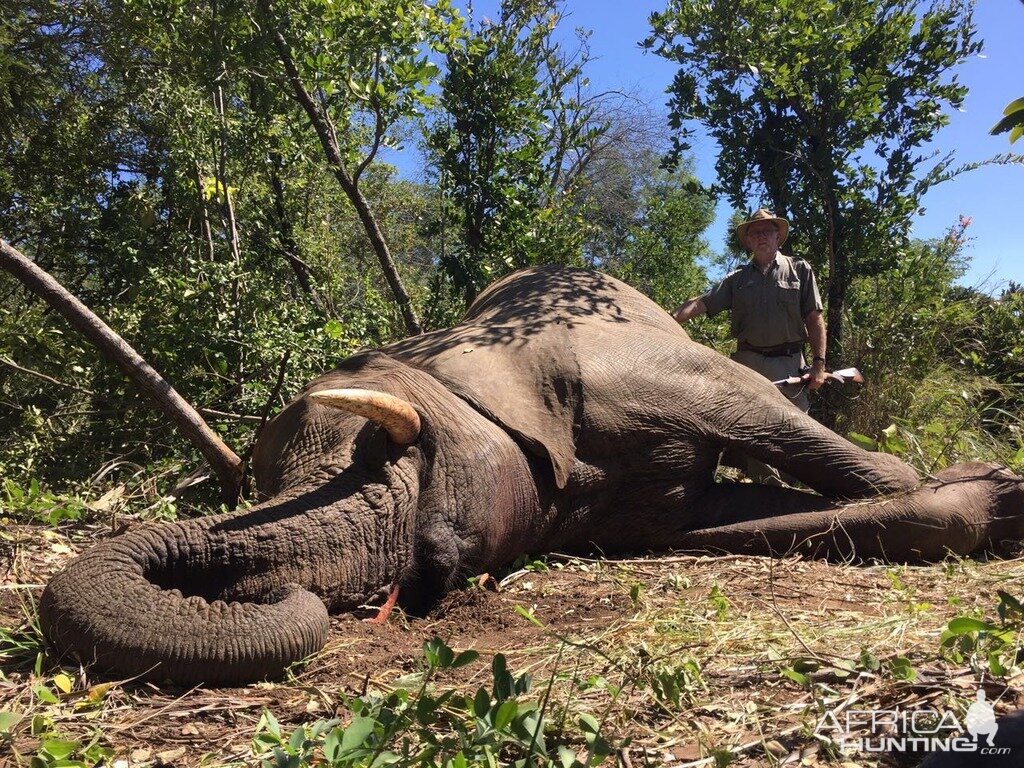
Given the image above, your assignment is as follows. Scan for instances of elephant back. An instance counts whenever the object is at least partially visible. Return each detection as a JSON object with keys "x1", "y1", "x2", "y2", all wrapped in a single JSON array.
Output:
[{"x1": 464, "y1": 265, "x2": 685, "y2": 338}]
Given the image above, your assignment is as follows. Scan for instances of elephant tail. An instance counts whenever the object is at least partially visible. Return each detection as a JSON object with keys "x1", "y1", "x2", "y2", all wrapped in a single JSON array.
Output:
[{"x1": 39, "y1": 521, "x2": 329, "y2": 686}]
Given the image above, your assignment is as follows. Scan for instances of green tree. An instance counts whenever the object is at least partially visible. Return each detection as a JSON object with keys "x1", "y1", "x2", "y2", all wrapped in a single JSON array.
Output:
[
  {"x1": 646, "y1": 0, "x2": 982, "y2": 366},
  {"x1": 425, "y1": 0, "x2": 604, "y2": 311},
  {"x1": 990, "y1": 0, "x2": 1024, "y2": 143},
  {"x1": 257, "y1": 0, "x2": 464, "y2": 334},
  {"x1": 0, "y1": 0, "x2": 444, "y2": 494},
  {"x1": 842, "y1": 218, "x2": 1023, "y2": 471},
  {"x1": 577, "y1": 150, "x2": 714, "y2": 309}
]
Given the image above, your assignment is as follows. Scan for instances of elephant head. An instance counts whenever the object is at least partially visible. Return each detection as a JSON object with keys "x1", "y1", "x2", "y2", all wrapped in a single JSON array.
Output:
[
  {"x1": 39, "y1": 349, "x2": 549, "y2": 686},
  {"x1": 40, "y1": 266, "x2": 1024, "y2": 686}
]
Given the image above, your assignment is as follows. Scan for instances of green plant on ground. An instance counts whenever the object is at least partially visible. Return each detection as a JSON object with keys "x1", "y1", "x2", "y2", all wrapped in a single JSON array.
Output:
[
  {"x1": 250, "y1": 637, "x2": 616, "y2": 767},
  {"x1": 707, "y1": 584, "x2": 730, "y2": 620},
  {"x1": 0, "y1": 618, "x2": 46, "y2": 679},
  {"x1": 0, "y1": 480, "x2": 91, "y2": 526},
  {"x1": 940, "y1": 590, "x2": 1024, "y2": 677},
  {"x1": 2, "y1": 673, "x2": 115, "y2": 767},
  {"x1": 645, "y1": 658, "x2": 706, "y2": 711}
]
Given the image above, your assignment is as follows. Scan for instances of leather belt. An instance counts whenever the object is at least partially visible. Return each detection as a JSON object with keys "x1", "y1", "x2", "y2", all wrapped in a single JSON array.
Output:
[{"x1": 737, "y1": 341, "x2": 802, "y2": 357}]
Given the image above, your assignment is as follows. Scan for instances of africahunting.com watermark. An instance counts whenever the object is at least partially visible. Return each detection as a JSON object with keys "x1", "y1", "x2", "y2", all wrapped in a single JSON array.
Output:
[{"x1": 814, "y1": 689, "x2": 1011, "y2": 756}]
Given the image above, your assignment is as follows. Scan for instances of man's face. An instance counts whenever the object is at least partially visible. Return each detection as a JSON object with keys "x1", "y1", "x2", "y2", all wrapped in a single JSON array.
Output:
[{"x1": 744, "y1": 222, "x2": 780, "y2": 259}]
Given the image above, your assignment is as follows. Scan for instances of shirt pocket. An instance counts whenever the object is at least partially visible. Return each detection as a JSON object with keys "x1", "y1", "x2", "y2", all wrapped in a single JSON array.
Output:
[
  {"x1": 735, "y1": 279, "x2": 759, "y2": 310},
  {"x1": 777, "y1": 280, "x2": 801, "y2": 303},
  {"x1": 776, "y1": 280, "x2": 803, "y2": 322}
]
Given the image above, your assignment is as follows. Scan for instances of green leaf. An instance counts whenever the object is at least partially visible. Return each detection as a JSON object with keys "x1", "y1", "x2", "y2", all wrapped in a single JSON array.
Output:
[
  {"x1": 257, "y1": 710, "x2": 281, "y2": 739},
  {"x1": 987, "y1": 97, "x2": 1024, "y2": 137},
  {"x1": 1003, "y1": 96, "x2": 1024, "y2": 116},
  {"x1": 423, "y1": 636, "x2": 455, "y2": 668},
  {"x1": 858, "y1": 648, "x2": 881, "y2": 672},
  {"x1": 514, "y1": 605, "x2": 544, "y2": 627},
  {"x1": 578, "y1": 712, "x2": 600, "y2": 734},
  {"x1": 40, "y1": 739, "x2": 79, "y2": 759},
  {"x1": 33, "y1": 686, "x2": 58, "y2": 705},
  {"x1": 629, "y1": 582, "x2": 643, "y2": 605},
  {"x1": 324, "y1": 319, "x2": 344, "y2": 340},
  {"x1": 493, "y1": 700, "x2": 518, "y2": 731},
  {"x1": 340, "y1": 716, "x2": 375, "y2": 753},
  {"x1": 452, "y1": 649, "x2": 479, "y2": 668},
  {"x1": 557, "y1": 745, "x2": 577, "y2": 768},
  {"x1": 323, "y1": 729, "x2": 342, "y2": 761},
  {"x1": 997, "y1": 590, "x2": 1024, "y2": 620},
  {"x1": 287, "y1": 725, "x2": 306, "y2": 750},
  {"x1": 847, "y1": 432, "x2": 877, "y2": 451},
  {"x1": 780, "y1": 668, "x2": 808, "y2": 686},
  {"x1": 947, "y1": 617, "x2": 998, "y2": 634},
  {"x1": 0, "y1": 711, "x2": 22, "y2": 733},
  {"x1": 988, "y1": 650, "x2": 1007, "y2": 677},
  {"x1": 30, "y1": 714, "x2": 49, "y2": 735},
  {"x1": 888, "y1": 656, "x2": 917, "y2": 681},
  {"x1": 473, "y1": 687, "x2": 490, "y2": 718},
  {"x1": 252, "y1": 733, "x2": 281, "y2": 751}
]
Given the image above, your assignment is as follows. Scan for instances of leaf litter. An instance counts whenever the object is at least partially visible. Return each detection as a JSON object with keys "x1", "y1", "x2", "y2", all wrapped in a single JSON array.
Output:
[{"x1": 1, "y1": 520, "x2": 1022, "y2": 766}]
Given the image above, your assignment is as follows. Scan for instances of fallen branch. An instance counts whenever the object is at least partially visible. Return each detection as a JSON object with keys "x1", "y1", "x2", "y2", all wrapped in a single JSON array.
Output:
[{"x1": 0, "y1": 239, "x2": 243, "y2": 506}]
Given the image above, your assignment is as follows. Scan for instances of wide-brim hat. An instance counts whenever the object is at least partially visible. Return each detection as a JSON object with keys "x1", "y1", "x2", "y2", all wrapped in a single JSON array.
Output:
[{"x1": 736, "y1": 208, "x2": 789, "y2": 247}]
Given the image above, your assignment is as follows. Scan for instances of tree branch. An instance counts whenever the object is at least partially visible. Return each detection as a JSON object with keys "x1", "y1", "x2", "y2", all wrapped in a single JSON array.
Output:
[
  {"x1": 0, "y1": 239, "x2": 243, "y2": 505},
  {"x1": 259, "y1": 0, "x2": 421, "y2": 334},
  {"x1": 0, "y1": 354, "x2": 96, "y2": 395},
  {"x1": 354, "y1": 50, "x2": 386, "y2": 182}
]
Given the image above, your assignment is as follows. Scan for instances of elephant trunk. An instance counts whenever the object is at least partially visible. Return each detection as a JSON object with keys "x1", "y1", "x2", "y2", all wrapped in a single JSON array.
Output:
[{"x1": 39, "y1": 516, "x2": 330, "y2": 686}]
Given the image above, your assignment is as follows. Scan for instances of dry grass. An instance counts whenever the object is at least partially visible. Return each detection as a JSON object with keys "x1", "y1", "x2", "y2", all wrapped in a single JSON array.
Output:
[{"x1": 2, "y1": 521, "x2": 1023, "y2": 767}]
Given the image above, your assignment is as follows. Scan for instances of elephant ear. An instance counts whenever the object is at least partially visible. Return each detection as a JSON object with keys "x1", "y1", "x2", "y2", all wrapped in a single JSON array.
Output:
[{"x1": 390, "y1": 322, "x2": 581, "y2": 489}]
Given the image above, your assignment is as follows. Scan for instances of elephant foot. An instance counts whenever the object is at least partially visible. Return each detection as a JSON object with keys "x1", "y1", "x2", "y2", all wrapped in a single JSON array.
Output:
[{"x1": 677, "y1": 462, "x2": 1024, "y2": 562}]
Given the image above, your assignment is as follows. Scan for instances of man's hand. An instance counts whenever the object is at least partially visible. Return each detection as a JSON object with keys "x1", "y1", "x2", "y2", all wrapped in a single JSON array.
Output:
[{"x1": 807, "y1": 360, "x2": 827, "y2": 391}]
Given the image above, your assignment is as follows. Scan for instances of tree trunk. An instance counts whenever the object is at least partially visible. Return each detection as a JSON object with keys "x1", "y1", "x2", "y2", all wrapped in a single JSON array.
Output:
[
  {"x1": 344, "y1": 179, "x2": 421, "y2": 335},
  {"x1": 192, "y1": 163, "x2": 215, "y2": 261},
  {"x1": 0, "y1": 240, "x2": 244, "y2": 505},
  {"x1": 820, "y1": 188, "x2": 845, "y2": 430},
  {"x1": 822, "y1": 191, "x2": 845, "y2": 370},
  {"x1": 268, "y1": 154, "x2": 327, "y2": 315},
  {"x1": 261, "y1": 1, "x2": 422, "y2": 335}
]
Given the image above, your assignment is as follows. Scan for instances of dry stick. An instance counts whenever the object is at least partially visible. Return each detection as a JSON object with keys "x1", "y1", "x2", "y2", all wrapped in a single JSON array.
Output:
[
  {"x1": 766, "y1": 553, "x2": 822, "y2": 661},
  {"x1": 105, "y1": 683, "x2": 203, "y2": 732},
  {"x1": 268, "y1": 152, "x2": 327, "y2": 314},
  {"x1": 242, "y1": 350, "x2": 290, "y2": 466},
  {"x1": 0, "y1": 239, "x2": 243, "y2": 505},
  {"x1": 198, "y1": 407, "x2": 264, "y2": 424},
  {"x1": 546, "y1": 551, "x2": 773, "y2": 566},
  {"x1": 192, "y1": 162, "x2": 216, "y2": 261},
  {"x1": 0, "y1": 354, "x2": 96, "y2": 395}
]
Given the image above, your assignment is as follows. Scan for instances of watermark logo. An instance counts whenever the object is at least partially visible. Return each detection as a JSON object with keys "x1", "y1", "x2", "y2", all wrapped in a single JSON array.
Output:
[
  {"x1": 965, "y1": 689, "x2": 998, "y2": 747},
  {"x1": 814, "y1": 688, "x2": 1010, "y2": 756}
]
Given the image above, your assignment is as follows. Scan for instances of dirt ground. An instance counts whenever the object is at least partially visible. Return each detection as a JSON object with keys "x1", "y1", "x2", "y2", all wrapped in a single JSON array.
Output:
[{"x1": 2, "y1": 521, "x2": 1023, "y2": 767}]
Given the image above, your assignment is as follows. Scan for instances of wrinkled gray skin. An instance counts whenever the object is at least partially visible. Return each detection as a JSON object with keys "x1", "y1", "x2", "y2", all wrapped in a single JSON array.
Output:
[{"x1": 41, "y1": 267, "x2": 1024, "y2": 685}]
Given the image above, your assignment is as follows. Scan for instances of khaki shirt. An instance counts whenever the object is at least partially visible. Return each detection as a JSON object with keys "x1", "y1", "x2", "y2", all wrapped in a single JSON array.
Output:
[{"x1": 701, "y1": 254, "x2": 823, "y2": 348}]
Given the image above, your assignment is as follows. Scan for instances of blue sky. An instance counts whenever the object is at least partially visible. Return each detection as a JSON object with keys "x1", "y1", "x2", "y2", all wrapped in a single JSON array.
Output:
[{"x1": 397, "y1": 1, "x2": 1023, "y2": 291}]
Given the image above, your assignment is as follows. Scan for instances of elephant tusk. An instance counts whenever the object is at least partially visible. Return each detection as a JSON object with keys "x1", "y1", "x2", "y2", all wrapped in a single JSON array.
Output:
[{"x1": 309, "y1": 388, "x2": 421, "y2": 445}]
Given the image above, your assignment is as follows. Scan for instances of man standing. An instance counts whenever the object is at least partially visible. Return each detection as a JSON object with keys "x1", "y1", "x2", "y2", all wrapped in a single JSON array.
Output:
[{"x1": 671, "y1": 209, "x2": 827, "y2": 412}]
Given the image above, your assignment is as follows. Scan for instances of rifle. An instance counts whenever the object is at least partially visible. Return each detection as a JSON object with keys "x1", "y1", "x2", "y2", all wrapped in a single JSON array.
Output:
[{"x1": 772, "y1": 366, "x2": 865, "y2": 387}]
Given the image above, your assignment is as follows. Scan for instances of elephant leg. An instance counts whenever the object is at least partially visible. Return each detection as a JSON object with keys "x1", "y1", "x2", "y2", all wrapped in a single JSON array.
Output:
[
  {"x1": 637, "y1": 343, "x2": 920, "y2": 498},
  {"x1": 675, "y1": 463, "x2": 1024, "y2": 562},
  {"x1": 688, "y1": 367, "x2": 919, "y2": 498}
]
